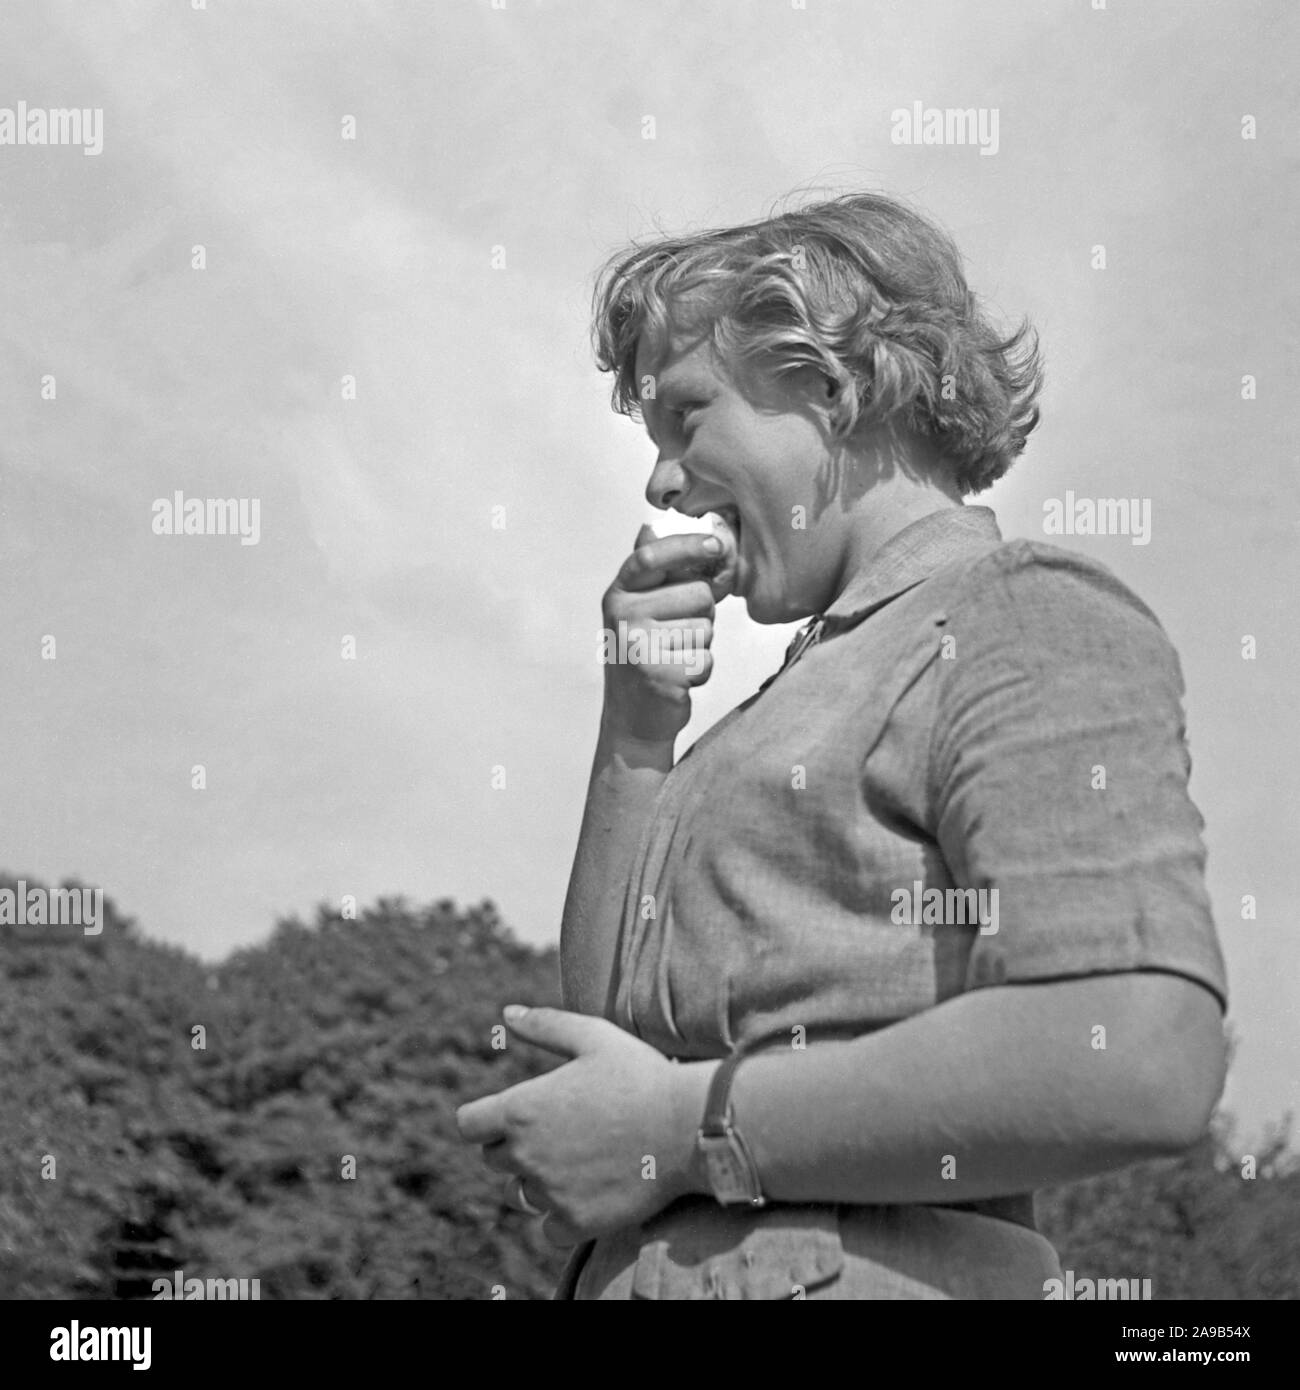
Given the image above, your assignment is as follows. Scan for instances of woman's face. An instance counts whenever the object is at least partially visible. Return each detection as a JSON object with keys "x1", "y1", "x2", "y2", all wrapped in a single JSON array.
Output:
[{"x1": 635, "y1": 328, "x2": 851, "y2": 624}]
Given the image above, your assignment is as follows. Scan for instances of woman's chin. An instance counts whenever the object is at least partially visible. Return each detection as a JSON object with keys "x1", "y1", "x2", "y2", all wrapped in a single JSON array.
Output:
[
  {"x1": 746, "y1": 578, "x2": 815, "y2": 625},
  {"x1": 736, "y1": 558, "x2": 804, "y2": 624},
  {"x1": 743, "y1": 581, "x2": 784, "y2": 625}
]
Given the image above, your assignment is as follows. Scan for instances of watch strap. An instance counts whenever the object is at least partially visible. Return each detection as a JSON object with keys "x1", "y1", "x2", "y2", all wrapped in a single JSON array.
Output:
[{"x1": 701, "y1": 1049, "x2": 747, "y2": 1136}]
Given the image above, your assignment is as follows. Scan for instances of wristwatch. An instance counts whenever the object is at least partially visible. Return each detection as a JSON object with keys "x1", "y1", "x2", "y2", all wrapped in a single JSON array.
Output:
[{"x1": 697, "y1": 1051, "x2": 767, "y2": 1207}]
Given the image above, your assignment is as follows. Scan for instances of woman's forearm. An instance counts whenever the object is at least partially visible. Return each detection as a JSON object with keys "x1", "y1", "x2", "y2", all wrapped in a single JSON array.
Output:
[
  {"x1": 679, "y1": 971, "x2": 1226, "y2": 1205},
  {"x1": 559, "y1": 719, "x2": 673, "y2": 1017}
]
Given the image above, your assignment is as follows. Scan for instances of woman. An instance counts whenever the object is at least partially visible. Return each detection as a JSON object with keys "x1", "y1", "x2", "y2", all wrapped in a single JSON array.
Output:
[{"x1": 457, "y1": 191, "x2": 1228, "y2": 1299}]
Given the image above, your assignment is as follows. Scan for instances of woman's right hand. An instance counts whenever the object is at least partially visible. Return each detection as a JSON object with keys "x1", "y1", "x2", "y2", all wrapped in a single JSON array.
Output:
[{"x1": 599, "y1": 525, "x2": 731, "y2": 746}]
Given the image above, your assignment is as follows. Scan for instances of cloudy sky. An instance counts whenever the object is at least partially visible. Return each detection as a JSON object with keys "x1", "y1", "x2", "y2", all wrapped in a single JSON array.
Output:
[{"x1": 1, "y1": 0, "x2": 1294, "y2": 1141}]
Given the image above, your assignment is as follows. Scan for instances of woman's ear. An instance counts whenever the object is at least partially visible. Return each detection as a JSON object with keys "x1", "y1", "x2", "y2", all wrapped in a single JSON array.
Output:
[{"x1": 780, "y1": 363, "x2": 838, "y2": 420}]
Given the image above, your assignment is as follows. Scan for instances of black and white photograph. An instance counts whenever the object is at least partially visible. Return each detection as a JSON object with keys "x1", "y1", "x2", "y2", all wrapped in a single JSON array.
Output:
[{"x1": 1, "y1": 0, "x2": 1294, "y2": 1355}]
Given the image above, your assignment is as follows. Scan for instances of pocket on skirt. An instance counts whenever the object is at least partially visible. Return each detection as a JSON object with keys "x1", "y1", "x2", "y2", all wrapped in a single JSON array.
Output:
[{"x1": 630, "y1": 1200, "x2": 844, "y2": 1300}]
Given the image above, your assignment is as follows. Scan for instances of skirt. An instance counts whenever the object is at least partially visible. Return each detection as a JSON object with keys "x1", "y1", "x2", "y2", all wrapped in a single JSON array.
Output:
[{"x1": 552, "y1": 1194, "x2": 1062, "y2": 1300}]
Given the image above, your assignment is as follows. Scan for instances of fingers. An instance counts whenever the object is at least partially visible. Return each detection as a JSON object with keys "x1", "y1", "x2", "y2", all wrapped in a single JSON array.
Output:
[
  {"x1": 505, "y1": 1173, "x2": 548, "y2": 1217},
  {"x1": 635, "y1": 618, "x2": 712, "y2": 653},
  {"x1": 618, "y1": 582, "x2": 716, "y2": 622},
  {"x1": 684, "y1": 649, "x2": 714, "y2": 687},
  {"x1": 496, "y1": 1165, "x2": 581, "y2": 1245},
  {"x1": 616, "y1": 533, "x2": 727, "y2": 594},
  {"x1": 504, "y1": 1175, "x2": 585, "y2": 1249},
  {"x1": 481, "y1": 1139, "x2": 513, "y2": 1174},
  {"x1": 542, "y1": 1213, "x2": 583, "y2": 1249},
  {"x1": 501, "y1": 1004, "x2": 627, "y2": 1057},
  {"x1": 455, "y1": 1093, "x2": 509, "y2": 1145}
]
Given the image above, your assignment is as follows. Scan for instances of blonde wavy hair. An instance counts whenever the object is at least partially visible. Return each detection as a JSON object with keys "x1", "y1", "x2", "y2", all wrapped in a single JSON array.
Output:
[{"x1": 590, "y1": 191, "x2": 1043, "y2": 495}]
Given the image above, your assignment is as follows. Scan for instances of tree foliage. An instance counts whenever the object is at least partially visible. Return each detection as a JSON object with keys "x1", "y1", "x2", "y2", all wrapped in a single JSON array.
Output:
[{"x1": 1, "y1": 876, "x2": 1295, "y2": 1299}]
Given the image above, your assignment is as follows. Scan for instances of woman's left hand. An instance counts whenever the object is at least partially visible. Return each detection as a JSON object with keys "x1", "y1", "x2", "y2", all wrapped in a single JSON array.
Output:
[{"x1": 456, "y1": 1006, "x2": 711, "y2": 1247}]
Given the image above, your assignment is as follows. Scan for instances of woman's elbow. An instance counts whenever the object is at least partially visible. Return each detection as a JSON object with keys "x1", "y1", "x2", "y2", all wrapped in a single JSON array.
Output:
[{"x1": 1128, "y1": 977, "x2": 1228, "y2": 1155}]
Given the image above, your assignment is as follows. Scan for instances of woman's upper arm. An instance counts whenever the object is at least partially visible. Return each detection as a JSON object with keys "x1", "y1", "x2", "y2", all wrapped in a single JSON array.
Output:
[{"x1": 997, "y1": 969, "x2": 1228, "y2": 1149}]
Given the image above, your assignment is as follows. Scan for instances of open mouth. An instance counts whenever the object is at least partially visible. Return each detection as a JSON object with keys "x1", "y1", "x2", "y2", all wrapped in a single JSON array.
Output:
[
  {"x1": 714, "y1": 505, "x2": 742, "y2": 544},
  {"x1": 659, "y1": 507, "x2": 743, "y2": 592},
  {"x1": 707, "y1": 506, "x2": 744, "y2": 595}
]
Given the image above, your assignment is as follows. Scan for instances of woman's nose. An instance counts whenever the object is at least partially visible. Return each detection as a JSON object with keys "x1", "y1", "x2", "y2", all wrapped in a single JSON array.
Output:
[{"x1": 645, "y1": 452, "x2": 687, "y2": 511}]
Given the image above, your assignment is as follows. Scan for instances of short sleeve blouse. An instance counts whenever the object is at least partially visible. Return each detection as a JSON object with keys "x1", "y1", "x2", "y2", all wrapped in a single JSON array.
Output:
[
  {"x1": 562, "y1": 504, "x2": 1228, "y2": 1299},
  {"x1": 610, "y1": 505, "x2": 1227, "y2": 1061}
]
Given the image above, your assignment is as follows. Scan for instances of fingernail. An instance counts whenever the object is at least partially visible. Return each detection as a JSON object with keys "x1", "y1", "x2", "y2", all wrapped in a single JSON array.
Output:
[
  {"x1": 503, "y1": 1004, "x2": 528, "y2": 1022},
  {"x1": 702, "y1": 537, "x2": 722, "y2": 553}
]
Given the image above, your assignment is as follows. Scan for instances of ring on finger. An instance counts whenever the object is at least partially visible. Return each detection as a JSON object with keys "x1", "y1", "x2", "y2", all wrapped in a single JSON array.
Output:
[{"x1": 509, "y1": 1174, "x2": 546, "y2": 1217}]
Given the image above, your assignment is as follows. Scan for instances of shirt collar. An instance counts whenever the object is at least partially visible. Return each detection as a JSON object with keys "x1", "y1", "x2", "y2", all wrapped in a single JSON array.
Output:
[{"x1": 819, "y1": 505, "x2": 1003, "y2": 631}]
